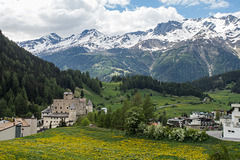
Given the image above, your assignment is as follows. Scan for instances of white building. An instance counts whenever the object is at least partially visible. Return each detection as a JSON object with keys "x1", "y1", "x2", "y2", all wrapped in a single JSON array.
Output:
[
  {"x1": 189, "y1": 111, "x2": 205, "y2": 119},
  {"x1": 15, "y1": 116, "x2": 37, "y2": 137},
  {"x1": 0, "y1": 116, "x2": 37, "y2": 141},
  {"x1": 223, "y1": 104, "x2": 240, "y2": 139},
  {"x1": 101, "y1": 108, "x2": 107, "y2": 114}
]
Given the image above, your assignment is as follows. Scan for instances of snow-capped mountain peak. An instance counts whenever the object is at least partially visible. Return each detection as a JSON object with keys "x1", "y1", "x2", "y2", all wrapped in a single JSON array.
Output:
[{"x1": 18, "y1": 14, "x2": 240, "y2": 57}]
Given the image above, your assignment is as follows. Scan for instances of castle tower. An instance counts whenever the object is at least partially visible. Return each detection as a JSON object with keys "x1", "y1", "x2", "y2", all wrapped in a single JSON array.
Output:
[
  {"x1": 69, "y1": 103, "x2": 77, "y2": 122},
  {"x1": 87, "y1": 99, "x2": 93, "y2": 113},
  {"x1": 64, "y1": 92, "x2": 74, "y2": 100}
]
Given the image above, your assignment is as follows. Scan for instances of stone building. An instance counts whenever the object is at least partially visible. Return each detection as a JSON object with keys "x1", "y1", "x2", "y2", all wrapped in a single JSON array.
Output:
[{"x1": 42, "y1": 92, "x2": 93, "y2": 128}]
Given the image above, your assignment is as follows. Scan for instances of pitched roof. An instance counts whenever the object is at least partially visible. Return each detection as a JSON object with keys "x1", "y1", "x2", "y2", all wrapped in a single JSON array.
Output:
[
  {"x1": 87, "y1": 99, "x2": 92, "y2": 106},
  {"x1": 80, "y1": 98, "x2": 86, "y2": 102},
  {"x1": 0, "y1": 121, "x2": 22, "y2": 131},
  {"x1": 70, "y1": 103, "x2": 76, "y2": 110},
  {"x1": 15, "y1": 118, "x2": 30, "y2": 127},
  {"x1": 42, "y1": 107, "x2": 52, "y2": 113}
]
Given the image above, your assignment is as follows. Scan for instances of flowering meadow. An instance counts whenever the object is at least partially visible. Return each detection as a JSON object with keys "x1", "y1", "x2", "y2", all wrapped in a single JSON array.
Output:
[{"x1": 0, "y1": 127, "x2": 239, "y2": 159}]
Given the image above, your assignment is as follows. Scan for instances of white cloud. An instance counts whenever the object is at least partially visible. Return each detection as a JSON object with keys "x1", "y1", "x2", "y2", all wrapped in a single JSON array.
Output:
[
  {"x1": 160, "y1": 0, "x2": 200, "y2": 6},
  {"x1": 0, "y1": 0, "x2": 184, "y2": 41},
  {"x1": 106, "y1": 0, "x2": 130, "y2": 8},
  {"x1": 159, "y1": 0, "x2": 229, "y2": 9},
  {"x1": 213, "y1": 11, "x2": 240, "y2": 18}
]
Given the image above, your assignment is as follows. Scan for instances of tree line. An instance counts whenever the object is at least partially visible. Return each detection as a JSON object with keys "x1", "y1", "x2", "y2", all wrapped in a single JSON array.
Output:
[
  {"x1": 112, "y1": 75, "x2": 205, "y2": 99},
  {"x1": 190, "y1": 70, "x2": 240, "y2": 93},
  {"x1": 0, "y1": 30, "x2": 101, "y2": 118}
]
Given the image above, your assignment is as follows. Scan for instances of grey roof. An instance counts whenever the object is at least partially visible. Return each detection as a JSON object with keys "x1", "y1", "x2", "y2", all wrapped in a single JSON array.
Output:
[
  {"x1": 43, "y1": 113, "x2": 69, "y2": 118},
  {"x1": 87, "y1": 99, "x2": 92, "y2": 106},
  {"x1": 64, "y1": 92, "x2": 73, "y2": 95},
  {"x1": 70, "y1": 103, "x2": 76, "y2": 110},
  {"x1": 42, "y1": 107, "x2": 52, "y2": 113},
  {"x1": 220, "y1": 115, "x2": 231, "y2": 119}
]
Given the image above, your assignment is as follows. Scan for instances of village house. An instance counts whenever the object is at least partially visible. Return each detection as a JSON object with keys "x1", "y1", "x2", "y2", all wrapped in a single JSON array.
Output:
[
  {"x1": 167, "y1": 111, "x2": 215, "y2": 130},
  {"x1": 167, "y1": 117, "x2": 185, "y2": 128},
  {"x1": 184, "y1": 111, "x2": 214, "y2": 130},
  {"x1": 223, "y1": 104, "x2": 240, "y2": 139},
  {"x1": 42, "y1": 92, "x2": 93, "y2": 128},
  {"x1": 0, "y1": 116, "x2": 37, "y2": 141}
]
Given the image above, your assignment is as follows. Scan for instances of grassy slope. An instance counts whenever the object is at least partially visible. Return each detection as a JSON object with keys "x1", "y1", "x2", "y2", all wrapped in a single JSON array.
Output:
[
  {"x1": 76, "y1": 82, "x2": 240, "y2": 118},
  {"x1": 0, "y1": 127, "x2": 239, "y2": 159}
]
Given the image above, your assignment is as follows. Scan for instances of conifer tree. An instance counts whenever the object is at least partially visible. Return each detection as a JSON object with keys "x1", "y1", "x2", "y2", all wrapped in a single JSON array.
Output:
[
  {"x1": 142, "y1": 95, "x2": 154, "y2": 124},
  {"x1": 80, "y1": 90, "x2": 84, "y2": 98}
]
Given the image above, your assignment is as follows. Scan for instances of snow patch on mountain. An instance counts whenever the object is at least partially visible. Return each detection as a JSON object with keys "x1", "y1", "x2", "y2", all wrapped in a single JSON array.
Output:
[{"x1": 18, "y1": 14, "x2": 240, "y2": 57}]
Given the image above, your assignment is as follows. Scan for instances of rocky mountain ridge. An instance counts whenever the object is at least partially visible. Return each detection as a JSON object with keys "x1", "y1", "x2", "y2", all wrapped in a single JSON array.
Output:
[{"x1": 18, "y1": 14, "x2": 240, "y2": 82}]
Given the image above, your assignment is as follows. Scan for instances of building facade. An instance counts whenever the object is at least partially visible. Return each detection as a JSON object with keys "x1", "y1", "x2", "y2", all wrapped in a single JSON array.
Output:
[
  {"x1": 42, "y1": 92, "x2": 93, "y2": 128},
  {"x1": 223, "y1": 104, "x2": 240, "y2": 139},
  {"x1": 0, "y1": 116, "x2": 37, "y2": 141}
]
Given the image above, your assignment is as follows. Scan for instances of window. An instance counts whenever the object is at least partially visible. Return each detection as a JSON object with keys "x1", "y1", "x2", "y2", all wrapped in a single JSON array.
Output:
[
  {"x1": 239, "y1": 108, "x2": 240, "y2": 112},
  {"x1": 67, "y1": 107, "x2": 68, "y2": 109},
  {"x1": 55, "y1": 107, "x2": 57, "y2": 109},
  {"x1": 228, "y1": 130, "x2": 235, "y2": 133},
  {"x1": 60, "y1": 107, "x2": 62, "y2": 109}
]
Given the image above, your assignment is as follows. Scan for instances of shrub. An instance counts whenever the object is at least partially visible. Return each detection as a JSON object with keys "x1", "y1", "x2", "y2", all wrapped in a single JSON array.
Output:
[
  {"x1": 153, "y1": 124, "x2": 165, "y2": 139},
  {"x1": 125, "y1": 107, "x2": 144, "y2": 135},
  {"x1": 185, "y1": 128, "x2": 208, "y2": 142},
  {"x1": 208, "y1": 145, "x2": 235, "y2": 160},
  {"x1": 144, "y1": 125, "x2": 155, "y2": 138},
  {"x1": 169, "y1": 128, "x2": 185, "y2": 142},
  {"x1": 81, "y1": 118, "x2": 91, "y2": 126},
  {"x1": 138, "y1": 122, "x2": 147, "y2": 135}
]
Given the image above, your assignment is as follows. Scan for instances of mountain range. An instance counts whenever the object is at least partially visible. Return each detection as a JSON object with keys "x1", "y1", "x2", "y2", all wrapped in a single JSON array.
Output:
[{"x1": 18, "y1": 14, "x2": 240, "y2": 82}]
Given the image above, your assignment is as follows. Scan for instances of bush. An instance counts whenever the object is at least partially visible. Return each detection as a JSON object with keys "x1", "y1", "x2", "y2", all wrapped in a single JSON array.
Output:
[
  {"x1": 81, "y1": 118, "x2": 91, "y2": 126},
  {"x1": 144, "y1": 125, "x2": 155, "y2": 138},
  {"x1": 125, "y1": 107, "x2": 144, "y2": 135},
  {"x1": 169, "y1": 128, "x2": 185, "y2": 142},
  {"x1": 153, "y1": 124, "x2": 166, "y2": 139},
  {"x1": 139, "y1": 123, "x2": 208, "y2": 142},
  {"x1": 185, "y1": 128, "x2": 208, "y2": 142},
  {"x1": 208, "y1": 145, "x2": 237, "y2": 160}
]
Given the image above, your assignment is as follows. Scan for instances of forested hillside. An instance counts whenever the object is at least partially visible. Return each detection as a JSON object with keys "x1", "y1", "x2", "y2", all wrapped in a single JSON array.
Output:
[
  {"x1": 190, "y1": 70, "x2": 240, "y2": 93},
  {"x1": 112, "y1": 75, "x2": 205, "y2": 99},
  {"x1": 0, "y1": 31, "x2": 101, "y2": 118}
]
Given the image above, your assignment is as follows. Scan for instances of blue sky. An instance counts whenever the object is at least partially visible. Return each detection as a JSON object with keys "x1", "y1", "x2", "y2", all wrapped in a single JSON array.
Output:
[
  {"x1": 0, "y1": 0, "x2": 239, "y2": 41},
  {"x1": 113, "y1": 0, "x2": 240, "y2": 18}
]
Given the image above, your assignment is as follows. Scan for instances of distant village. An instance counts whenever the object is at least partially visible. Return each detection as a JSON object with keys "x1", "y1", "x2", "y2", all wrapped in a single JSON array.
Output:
[{"x1": 1, "y1": 92, "x2": 240, "y2": 141}]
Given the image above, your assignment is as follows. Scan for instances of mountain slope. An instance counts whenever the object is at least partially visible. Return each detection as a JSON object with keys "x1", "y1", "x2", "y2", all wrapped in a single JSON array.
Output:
[
  {"x1": 0, "y1": 31, "x2": 101, "y2": 118},
  {"x1": 18, "y1": 14, "x2": 240, "y2": 82}
]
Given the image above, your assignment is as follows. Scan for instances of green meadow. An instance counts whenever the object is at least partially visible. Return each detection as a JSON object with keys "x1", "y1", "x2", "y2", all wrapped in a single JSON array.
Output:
[
  {"x1": 75, "y1": 82, "x2": 240, "y2": 118},
  {"x1": 0, "y1": 126, "x2": 239, "y2": 159}
]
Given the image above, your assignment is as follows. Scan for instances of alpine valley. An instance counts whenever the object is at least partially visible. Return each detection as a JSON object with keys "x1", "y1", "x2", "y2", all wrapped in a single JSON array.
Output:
[{"x1": 18, "y1": 14, "x2": 240, "y2": 82}]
